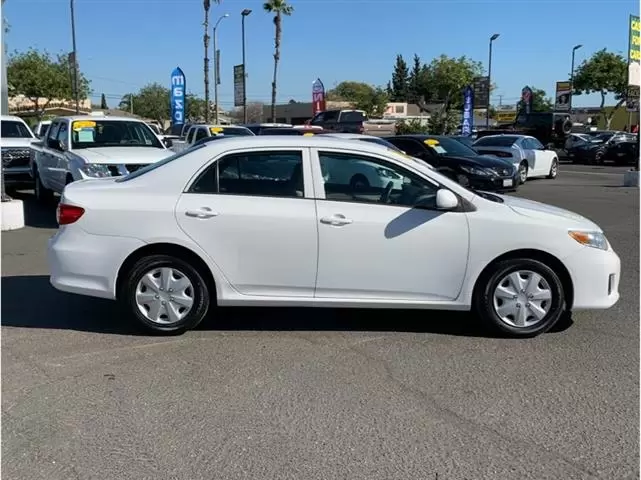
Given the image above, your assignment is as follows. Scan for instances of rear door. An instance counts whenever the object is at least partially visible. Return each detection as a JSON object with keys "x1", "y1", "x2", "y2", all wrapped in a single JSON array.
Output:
[{"x1": 175, "y1": 148, "x2": 319, "y2": 297}]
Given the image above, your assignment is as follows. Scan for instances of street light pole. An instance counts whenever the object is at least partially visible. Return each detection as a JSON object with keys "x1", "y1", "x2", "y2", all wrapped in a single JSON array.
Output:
[
  {"x1": 486, "y1": 33, "x2": 500, "y2": 128},
  {"x1": 70, "y1": 0, "x2": 80, "y2": 114},
  {"x1": 1, "y1": 0, "x2": 9, "y2": 202},
  {"x1": 241, "y1": 8, "x2": 252, "y2": 124},
  {"x1": 569, "y1": 44, "x2": 582, "y2": 115},
  {"x1": 212, "y1": 13, "x2": 229, "y2": 124}
]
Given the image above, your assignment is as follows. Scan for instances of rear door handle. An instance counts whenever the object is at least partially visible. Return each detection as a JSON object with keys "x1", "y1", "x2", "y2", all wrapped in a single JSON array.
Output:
[
  {"x1": 185, "y1": 207, "x2": 218, "y2": 219},
  {"x1": 320, "y1": 214, "x2": 352, "y2": 226}
]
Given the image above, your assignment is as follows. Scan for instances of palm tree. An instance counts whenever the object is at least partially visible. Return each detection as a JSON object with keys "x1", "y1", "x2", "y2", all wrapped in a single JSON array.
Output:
[
  {"x1": 263, "y1": 0, "x2": 293, "y2": 122},
  {"x1": 203, "y1": 0, "x2": 220, "y2": 123}
]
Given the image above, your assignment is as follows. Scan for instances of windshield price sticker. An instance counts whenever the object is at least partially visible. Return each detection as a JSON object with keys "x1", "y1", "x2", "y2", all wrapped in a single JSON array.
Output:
[
  {"x1": 210, "y1": 127, "x2": 223, "y2": 134},
  {"x1": 424, "y1": 139, "x2": 439, "y2": 146},
  {"x1": 72, "y1": 120, "x2": 97, "y2": 130}
]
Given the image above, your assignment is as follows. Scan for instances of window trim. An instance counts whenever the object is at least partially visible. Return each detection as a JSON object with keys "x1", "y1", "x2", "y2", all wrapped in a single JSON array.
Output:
[
  {"x1": 183, "y1": 147, "x2": 313, "y2": 200},
  {"x1": 309, "y1": 147, "x2": 466, "y2": 212}
]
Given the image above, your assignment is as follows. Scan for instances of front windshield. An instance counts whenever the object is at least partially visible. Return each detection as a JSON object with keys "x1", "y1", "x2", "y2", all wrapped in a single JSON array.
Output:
[
  {"x1": 425, "y1": 136, "x2": 478, "y2": 156},
  {"x1": 71, "y1": 120, "x2": 164, "y2": 149},
  {"x1": 211, "y1": 126, "x2": 254, "y2": 136},
  {"x1": 593, "y1": 133, "x2": 614, "y2": 142},
  {"x1": 1, "y1": 120, "x2": 34, "y2": 138}
]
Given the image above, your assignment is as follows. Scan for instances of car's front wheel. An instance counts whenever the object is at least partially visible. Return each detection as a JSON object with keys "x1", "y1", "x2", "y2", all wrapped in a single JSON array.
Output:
[
  {"x1": 119, "y1": 254, "x2": 211, "y2": 334},
  {"x1": 518, "y1": 162, "x2": 528, "y2": 184},
  {"x1": 473, "y1": 258, "x2": 565, "y2": 337}
]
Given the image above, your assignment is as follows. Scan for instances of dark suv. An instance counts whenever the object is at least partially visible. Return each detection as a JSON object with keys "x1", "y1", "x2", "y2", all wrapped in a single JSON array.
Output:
[{"x1": 478, "y1": 112, "x2": 573, "y2": 148}]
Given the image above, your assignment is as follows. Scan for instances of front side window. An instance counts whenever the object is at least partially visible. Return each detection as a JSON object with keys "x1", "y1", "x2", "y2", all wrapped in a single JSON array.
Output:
[
  {"x1": 189, "y1": 150, "x2": 304, "y2": 198},
  {"x1": 70, "y1": 120, "x2": 163, "y2": 149},
  {"x1": 47, "y1": 122, "x2": 61, "y2": 142},
  {"x1": 195, "y1": 128, "x2": 208, "y2": 141},
  {"x1": 318, "y1": 151, "x2": 438, "y2": 208},
  {"x1": 1, "y1": 120, "x2": 33, "y2": 138},
  {"x1": 56, "y1": 122, "x2": 68, "y2": 144}
]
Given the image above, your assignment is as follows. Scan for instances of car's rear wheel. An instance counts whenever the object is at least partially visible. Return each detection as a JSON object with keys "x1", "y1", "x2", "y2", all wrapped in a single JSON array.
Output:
[
  {"x1": 473, "y1": 258, "x2": 565, "y2": 337},
  {"x1": 518, "y1": 162, "x2": 528, "y2": 184},
  {"x1": 547, "y1": 159, "x2": 559, "y2": 179},
  {"x1": 119, "y1": 254, "x2": 211, "y2": 334},
  {"x1": 33, "y1": 167, "x2": 54, "y2": 203}
]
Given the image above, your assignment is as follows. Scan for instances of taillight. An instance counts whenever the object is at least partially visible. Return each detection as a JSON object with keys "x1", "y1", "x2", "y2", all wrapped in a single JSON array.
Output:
[{"x1": 57, "y1": 204, "x2": 85, "y2": 225}]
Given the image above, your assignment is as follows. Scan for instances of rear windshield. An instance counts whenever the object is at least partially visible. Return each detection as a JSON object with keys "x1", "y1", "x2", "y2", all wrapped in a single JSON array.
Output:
[
  {"x1": 474, "y1": 136, "x2": 518, "y2": 147},
  {"x1": 116, "y1": 144, "x2": 206, "y2": 182},
  {"x1": 340, "y1": 111, "x2": 367, "y2": 122},
  {"x1": 1, "y1": 120, "x2": 33, "y2": 138}
]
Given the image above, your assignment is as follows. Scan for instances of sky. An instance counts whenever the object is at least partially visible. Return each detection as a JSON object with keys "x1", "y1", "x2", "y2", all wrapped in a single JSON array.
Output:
[{"x1": 3, "y1": 0, "x2": 639, "y2": 111}]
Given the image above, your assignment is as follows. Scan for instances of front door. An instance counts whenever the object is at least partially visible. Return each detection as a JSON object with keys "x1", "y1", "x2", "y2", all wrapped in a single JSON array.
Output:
[
  {"x1": 175, "y1": 148, "x2": 319, "y2": 297},
  {"x1": 311, "y1": 149, "x2": 469, "y2": 301}
]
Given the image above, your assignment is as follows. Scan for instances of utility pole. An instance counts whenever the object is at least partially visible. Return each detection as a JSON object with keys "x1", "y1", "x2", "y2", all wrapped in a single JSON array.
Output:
[
  {"x1": 212, "y1": 13, "x2": 228, "y2": 124},
  {"x1": 70, "y1": 0, "x2": 80, "y2": 114},
  {"x1": 130, "y1": 93, "x2": 134, "y2": 114},
  {"x1": 498, "y1": 95, "x2": 503, "y2": 106}
]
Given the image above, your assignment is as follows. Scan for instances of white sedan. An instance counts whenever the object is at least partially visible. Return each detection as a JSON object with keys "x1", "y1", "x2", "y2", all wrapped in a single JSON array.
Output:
[
  {"x1": 49, "y1": 136, "x2": 620, "y2": 337},
  {"x1": 472, "y1": 134, "x2": 559, "y2": 184}
]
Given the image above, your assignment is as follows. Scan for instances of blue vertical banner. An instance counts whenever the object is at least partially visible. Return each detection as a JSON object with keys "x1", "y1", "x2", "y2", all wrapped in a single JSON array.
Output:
[
  {"x1": 462, "y1": 85, "x2": 474, "y2": 136},
  {"x1": 170, "y1": 67, "x2": 186, "y2": 126}
]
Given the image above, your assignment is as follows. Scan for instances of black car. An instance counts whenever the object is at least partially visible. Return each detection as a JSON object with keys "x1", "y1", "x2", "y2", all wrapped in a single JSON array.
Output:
[
  {"x1": 450, "y1": 135, "x2": 477, "y2": 149},
  {"x1": 569, "y1": 131, "x2": 638, "y2": 165},
  {"x1": 386, "y1": 135, "x2": 519, "y2": 191}
]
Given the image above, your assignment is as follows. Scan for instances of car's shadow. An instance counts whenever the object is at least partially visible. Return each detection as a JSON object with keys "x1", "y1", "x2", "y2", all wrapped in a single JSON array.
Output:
[{"x1": 1, "y1": 275, "x2": 574, "y2": 338}]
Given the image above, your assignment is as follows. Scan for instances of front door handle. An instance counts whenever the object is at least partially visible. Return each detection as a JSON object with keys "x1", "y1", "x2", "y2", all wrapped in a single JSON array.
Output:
[
  {"x1": 185, "y1": 207, "x2": 218, "y2": 219},
  {"x1": 320, "y1": 214, "x2": 352, "y2": 226}
]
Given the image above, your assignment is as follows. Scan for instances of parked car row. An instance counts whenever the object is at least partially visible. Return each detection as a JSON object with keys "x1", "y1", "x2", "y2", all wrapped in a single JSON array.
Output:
[{"x1": 564, "y1": 130, "x2": 638, "y2": 165}]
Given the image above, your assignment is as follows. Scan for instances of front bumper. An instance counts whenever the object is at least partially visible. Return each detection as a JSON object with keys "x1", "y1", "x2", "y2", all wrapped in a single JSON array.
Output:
[
  {"x1": 564, "y1": 245, "x2": 621, "y2": 310},
  {"x1": 2, "y1": 166, "x2": 33, "y2": 185},
  {"x1": 469, "y1": 173, "x2": 518, "y2": 192}
]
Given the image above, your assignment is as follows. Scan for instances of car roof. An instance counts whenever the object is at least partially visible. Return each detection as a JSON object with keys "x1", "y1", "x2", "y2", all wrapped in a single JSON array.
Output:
[
  {"x1": 476, "y1": 134, "x2": 526, "y2": 140},
  {"x1": 0, "y1": 115, "x2": 28, "y2": 122},
  {"x1": 195, "y1": 135, "x2": 401, "y2": 154},
  {"x1": 53, "y1": 115, "x2": 144, "y2": 122}
]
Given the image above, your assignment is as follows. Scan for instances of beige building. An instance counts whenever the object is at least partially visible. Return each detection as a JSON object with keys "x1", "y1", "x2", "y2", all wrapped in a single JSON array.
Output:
[{"x1": 8, "y1": 95, "x2": 92, "y2": 116}]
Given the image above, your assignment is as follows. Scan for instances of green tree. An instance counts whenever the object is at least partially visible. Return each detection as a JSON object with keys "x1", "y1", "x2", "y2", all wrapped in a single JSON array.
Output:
[
  {"x1": 395, "y1": 118, "x2": 429, "y2": 134},
  {"x1": 516, "y1": 87, "x2": 553, "y2": 113},
  {"x1": 390, "y1": 54, "x2": 409, "y2": 101},
  {"x1": 421, "y1": 55, "x2": 483, "y2": 111},
  {"x1": 263, "y1": 0, "x2": 294, "y2": 122},
  {"x1": 427, "y1": 108, "x2": 459, "y2": 135},
  {"x1": 572, "y1": 49, "x2": 628, "y2": 129},
  {"x1": 408, "y1": 54, "x2": 423, "y2": 102},
  {"x1": 118, "y1": 83, "x2": 170, "y2": 125},
  {"x1": 100, "y1": 92, "x2": 108, "y2": 109},
  {"x1": 326, "y1": 81, "x2": 389, "y2": 117},
  {"x1": 186, "y1": 93, "x2": 207, "y2": 122},
  {"x1": 7, "y1": 48, "x2": 91, "y2": 118}
]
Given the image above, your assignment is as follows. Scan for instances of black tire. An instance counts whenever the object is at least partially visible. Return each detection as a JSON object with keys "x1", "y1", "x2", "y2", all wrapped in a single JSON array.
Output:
[
  {"x1": 593, "y1": 150, "x2": 605, "y2": 165},
  {"x1": 349, "y1": 174, "x2": 369, "y2": 190},
  {"x1": 546, "y1": 158, "x2": 559, "y2": 179},
  {"x1": 518, "y1": 162, "x2": 528, "y2": 184},
  {"x1": 33, "y1": 167, "x2": 54, "y2": 203},
  {"x1": 473, "y1": 258, "x2": 565, "y2": 338},
  {"x1": 118, "y1": 254, "x2": 211, "y2": 334}
]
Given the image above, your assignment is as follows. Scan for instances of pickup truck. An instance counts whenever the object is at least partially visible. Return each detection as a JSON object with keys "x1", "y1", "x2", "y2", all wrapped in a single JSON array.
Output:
[
  {"x1": 1, "y1": 114, "x2": 37, "y2": 188},
  {"x1": 307, "y1": 109, "x2": 397, "y2": 137},
  {"x1": 30, "y1": 115, "x2": 173, "y2": 202},
  {"x1": 170, "y1": 124, "x2": 254, "y2": 153}
]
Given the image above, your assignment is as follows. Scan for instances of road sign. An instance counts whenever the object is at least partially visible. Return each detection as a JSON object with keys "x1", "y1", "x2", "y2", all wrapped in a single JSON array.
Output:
[
  {"x1": 472, "y1": 77, "x2": 490, "y2": 107},
  {"x1": 233, "y1": 65, "x2": 245, "y2": 107},
  {"x1": 626, "y1": 85, "x2": 640, "y2": 112}
]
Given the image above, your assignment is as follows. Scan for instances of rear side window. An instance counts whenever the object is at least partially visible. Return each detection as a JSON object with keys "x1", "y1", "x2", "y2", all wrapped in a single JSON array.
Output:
[
  {"x1": 474, "y1": 136, "x2": 518, "y2": 147},
  {"x1": 340, "y1": 111, "x2": 366, "y2": 122},
  {"x1": 188, "y1": 150, "x2": 304, "y2": 198}
]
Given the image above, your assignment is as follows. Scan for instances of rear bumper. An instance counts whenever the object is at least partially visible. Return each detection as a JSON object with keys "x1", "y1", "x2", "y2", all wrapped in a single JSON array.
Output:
[
  {"x1": 564, "y1": 246, "x2": 621, "y2": 310},
  {"x1": 48, "y1": 226, "x2": 145, "y2": 300}
]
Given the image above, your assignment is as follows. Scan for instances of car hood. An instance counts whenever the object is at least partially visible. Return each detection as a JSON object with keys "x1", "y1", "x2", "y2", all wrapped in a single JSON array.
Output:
[
  {"x1": 498, "y1": 195, "x2": 600, "y2": 229},
  {"x1": 71, "y1": 146, "x2": 171, "y2": 164},
  {"x1": 2, "y1": 137, "x2": 35, "y2": 147},
  {"x1": 445, "y1": 154, "x2": 512, "y2": 168}
]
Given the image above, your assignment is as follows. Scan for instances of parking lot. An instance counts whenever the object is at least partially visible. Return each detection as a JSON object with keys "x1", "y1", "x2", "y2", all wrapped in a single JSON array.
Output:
[{"x1": 2, "y1": 163, "x2": 639, "y2": 480}]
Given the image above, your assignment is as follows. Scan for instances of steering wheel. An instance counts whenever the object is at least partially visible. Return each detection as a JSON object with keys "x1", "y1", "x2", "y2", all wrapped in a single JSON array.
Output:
[{"x1": 379, "y1": 181, "x2": 394, "y2": 204}]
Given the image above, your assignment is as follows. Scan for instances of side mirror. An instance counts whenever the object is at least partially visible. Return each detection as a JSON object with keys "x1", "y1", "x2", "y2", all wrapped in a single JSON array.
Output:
[
  {"x1": 163, "y1": 138, "x2": 173, "y2": 148},
  {"x1": 435, "y1": 189, "x2": 458, "y2": 210},
  {"x1": 58, "y1": 139, "x2": 68, "y2": 151},
  {"x1": 47, "y1": 138, "x2": 59, "y2": 149}
]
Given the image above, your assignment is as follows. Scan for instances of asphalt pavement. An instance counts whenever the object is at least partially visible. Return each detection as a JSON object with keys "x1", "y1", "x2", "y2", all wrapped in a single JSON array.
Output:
[{"x1": 2, "y1": 164, "x2": 639, "y2": 480}]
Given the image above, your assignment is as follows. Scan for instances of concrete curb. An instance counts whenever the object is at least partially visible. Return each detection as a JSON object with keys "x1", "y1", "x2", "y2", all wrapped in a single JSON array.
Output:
[{"x1": 1, "y1": 199, "x2": 25, "y2": 231}]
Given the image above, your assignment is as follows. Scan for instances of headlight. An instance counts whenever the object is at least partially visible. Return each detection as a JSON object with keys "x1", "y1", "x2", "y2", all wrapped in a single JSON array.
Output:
[
  {"x1": 377, "y1": 167, "x2": 400, "y2": 179},
  {"x1": 568, "y1": 230, "x2": 609, "y2": 250},
  {"x1": 460, "y1": 165, "x2": 492, "y2": 176},
  {"x1": 80, "y1": 164, "x2": 111, "y2": 178}
]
